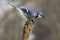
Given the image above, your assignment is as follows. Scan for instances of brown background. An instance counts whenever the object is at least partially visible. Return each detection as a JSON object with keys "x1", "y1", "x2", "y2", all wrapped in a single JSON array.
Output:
[{"x1": 0, "y1": 0, "x2": 60, "y2": 40}]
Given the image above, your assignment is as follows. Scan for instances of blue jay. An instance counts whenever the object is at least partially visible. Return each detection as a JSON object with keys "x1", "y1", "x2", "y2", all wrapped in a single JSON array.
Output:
[{"x1": 8, "y1": 3, "x2": 44, "y2": 19}]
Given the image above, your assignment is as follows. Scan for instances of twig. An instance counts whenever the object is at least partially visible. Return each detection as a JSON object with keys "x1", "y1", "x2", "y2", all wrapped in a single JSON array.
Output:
[{"x1": 22, "y1": 19, "x2": 34, "y2": 40}]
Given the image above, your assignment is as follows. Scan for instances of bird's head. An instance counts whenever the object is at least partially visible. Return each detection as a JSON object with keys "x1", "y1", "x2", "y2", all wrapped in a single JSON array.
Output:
[{"x1": 36, "y1": 12, "x2": 44, "y2": 19}]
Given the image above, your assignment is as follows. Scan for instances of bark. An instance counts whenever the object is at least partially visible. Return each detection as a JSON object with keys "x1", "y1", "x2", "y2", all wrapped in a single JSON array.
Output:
[{"x1": 22, "y1": 20, "x2": 34, "y2": 40}]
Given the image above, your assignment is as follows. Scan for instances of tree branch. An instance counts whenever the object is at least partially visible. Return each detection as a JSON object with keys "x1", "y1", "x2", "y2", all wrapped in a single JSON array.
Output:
[{"x1": 22, "y1": 19, "x2": 34, "y2": 40}]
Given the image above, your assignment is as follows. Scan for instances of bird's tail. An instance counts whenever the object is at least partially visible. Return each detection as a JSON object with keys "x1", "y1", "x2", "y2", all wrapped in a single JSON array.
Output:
[
  {"x1": 8, "y1": 3, "x2": 17, "y2": 8},
  {"x1": 8, "y1": 3, "x2": 27, "y2": 19},
  {"x1": 8, "y1": 3, "x2": 20, "y2": 12}
]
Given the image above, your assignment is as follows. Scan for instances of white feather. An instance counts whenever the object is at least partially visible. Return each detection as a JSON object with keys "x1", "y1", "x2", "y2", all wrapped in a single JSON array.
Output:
[{"x1": 38, "y1": 15, "x2": 42, "y2": 18}]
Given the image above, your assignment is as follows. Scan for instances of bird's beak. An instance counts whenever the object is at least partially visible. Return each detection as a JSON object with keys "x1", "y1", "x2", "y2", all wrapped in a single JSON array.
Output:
[{"x1": 41, "y1": 14, "x2": 45, "y2": 18}]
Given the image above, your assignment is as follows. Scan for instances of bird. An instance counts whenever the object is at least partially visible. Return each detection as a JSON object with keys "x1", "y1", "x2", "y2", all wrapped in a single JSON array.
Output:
[{"x1": 8, "y1": 3, "x2": 44, "y2": 19}]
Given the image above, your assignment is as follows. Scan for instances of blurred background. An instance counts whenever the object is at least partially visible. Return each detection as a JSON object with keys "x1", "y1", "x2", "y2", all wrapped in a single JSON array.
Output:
[{"x1": 0, "y1": 0, "x2": 60, "y2": 40}]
